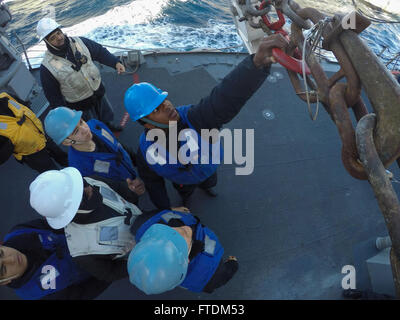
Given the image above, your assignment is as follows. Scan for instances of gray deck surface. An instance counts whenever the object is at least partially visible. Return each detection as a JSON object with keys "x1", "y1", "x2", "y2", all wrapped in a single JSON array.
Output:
[{"x1": 0, "y1": 52, "x2": 395, "y2": 299}]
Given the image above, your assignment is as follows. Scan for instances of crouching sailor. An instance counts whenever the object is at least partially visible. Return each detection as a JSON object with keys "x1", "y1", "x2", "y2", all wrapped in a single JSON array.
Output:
[
  {"x1": 44, "y1": 106, "x2": 145, "y2": 199},
  {"x1": 127, "y1": 208, "x2": 238, "y2": 294},
  {"x1": 0, "y1": 219, "x2": 111, "y2": 300},
  {"x1": 29, "y1": 167, "x2": 142, "y2": 283}
]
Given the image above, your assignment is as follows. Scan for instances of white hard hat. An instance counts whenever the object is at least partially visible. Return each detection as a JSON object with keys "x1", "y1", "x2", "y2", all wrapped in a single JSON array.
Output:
[
  {"x1": 29, "y1": 167, "x2": 84, "y2": 229},
  {"x1": 36, "y1": 17, "x2": 61, "y2": 42}
]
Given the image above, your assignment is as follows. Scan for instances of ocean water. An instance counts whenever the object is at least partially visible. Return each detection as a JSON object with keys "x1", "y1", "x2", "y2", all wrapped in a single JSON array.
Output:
[{"x1": 3, "y1": 0, "x2": 400, "y2": 68}]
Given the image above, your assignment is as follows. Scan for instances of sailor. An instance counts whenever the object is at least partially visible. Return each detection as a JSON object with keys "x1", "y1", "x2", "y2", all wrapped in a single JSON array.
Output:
[
  {"x1": 36, "y1": 17, "x2": 125, "y2": 131},
  {"x1": 28, "y1": 167, "x2": 144, "y2": 283},
  {"x1": 128, "y1": 208, "x2": 238, "y2": 294},
  {"x1": 43, "y1": 106, "x2": 145, "y2": 198},
  {"x1": 123, "y1": 33, "x2": 288, "y2": 209},
  {"x1": 0, "y1": 219, "x2": 110, "y2": 300},
  {"x1": 0, "y1": 92, "x2": 68, "y2": 172}
]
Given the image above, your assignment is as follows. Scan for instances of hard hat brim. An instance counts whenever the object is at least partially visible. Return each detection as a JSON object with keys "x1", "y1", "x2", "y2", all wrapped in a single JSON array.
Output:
[
  {"x1": 127, "y1": 223, "x2": 189, "y2": 294},
  {"x1": 57, "y1": 110, "x2": 82, "y2": 145},
  {"x1": 134, "y1": 92, "x2": 168, "y2": 121},
  {"x1": 45, "y1": 167, "x2": 83, "y2": 229},
  {"x1": 38, "y1": 24, "x2": 62, "y2": 42}
]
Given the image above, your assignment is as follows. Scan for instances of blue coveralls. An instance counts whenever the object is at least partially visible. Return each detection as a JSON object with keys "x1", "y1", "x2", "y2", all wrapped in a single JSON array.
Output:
[
  {"x1": 136, "y1": 54, "x2": 271, "y2": 209},
  {"x1": 68, "y1": 119, "x2": 137, "y2": 182}
]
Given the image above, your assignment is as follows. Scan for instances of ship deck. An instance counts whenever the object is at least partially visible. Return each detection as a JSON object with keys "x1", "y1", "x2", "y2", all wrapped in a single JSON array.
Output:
[{"x1": 0, "y1": 51, "x2": 395, "y2": 300}]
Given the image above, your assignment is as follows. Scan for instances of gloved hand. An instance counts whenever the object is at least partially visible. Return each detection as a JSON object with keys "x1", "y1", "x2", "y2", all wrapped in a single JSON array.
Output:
[
  {"x1": 126, "y1": 177, "x2": 146, "y2": 195},
  {"x1": 253, "y1": 33, "x2": 289, "y2": 68},
  {"x1": 116, "y1": 62, "x2": 126, "y2": 74}
]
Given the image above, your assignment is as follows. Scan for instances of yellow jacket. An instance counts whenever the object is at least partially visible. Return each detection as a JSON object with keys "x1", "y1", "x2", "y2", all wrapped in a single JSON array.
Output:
[{"x1": 0, "y1": 92, "x2": 46, "y2": 160}]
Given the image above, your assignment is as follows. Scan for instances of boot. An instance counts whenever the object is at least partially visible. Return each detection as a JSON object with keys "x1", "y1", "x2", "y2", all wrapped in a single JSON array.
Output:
[
  {"x1": 201, "y1": 187, "x2": 217, "y2": 197},
  {"x1": 106, "y1": 122, "x2": 123, "y2": 133}
]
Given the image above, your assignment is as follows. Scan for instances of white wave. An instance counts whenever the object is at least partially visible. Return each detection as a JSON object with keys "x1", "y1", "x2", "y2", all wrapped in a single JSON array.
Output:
[
  {"x1": 69, "y1": 0, "x2": 242, "y2": 53},
  {"x1": 25, "y1": 0, "x2": 242, "y2": 68},
  {"x1": 85, "y1": 18, "x2": 243, "y2": 53},
  {"x1": 24, "y1": 19, "x2": 243, "y2": 68},
  {"x1": 64, "y1": 0, "x2": 176, "y2": 36}
]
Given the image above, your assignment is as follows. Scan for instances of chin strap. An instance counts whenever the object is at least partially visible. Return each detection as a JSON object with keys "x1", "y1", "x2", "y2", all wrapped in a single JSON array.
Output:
[
  {"x1": 0, "y1": 273, "x2": 20, "y2": 284},
  {"x1": 140, "y1": 117, "x2": 170, "y2": 129},
  {"x1": 65, "y1": 138, "x2": 76, "y2": 145},
  {"x1": 44, "y1": 38, "x2": 62, "y2": 52}
]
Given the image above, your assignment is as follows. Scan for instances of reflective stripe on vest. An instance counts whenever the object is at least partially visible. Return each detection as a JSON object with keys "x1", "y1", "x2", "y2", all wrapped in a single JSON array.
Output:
[
  {"x1": 41, "y1": 37, "x2": 101, "y2": 103},
  {"x1": 68, "y1": 119, "x2": 136, "y2": 180},
  {"x1": 64, "y1": 177, "x2": 142, "y2": 258},
  {"x1": 139, "y1": 105, "x2": 223, "y2": 185},
  {"x1": 0, "y1": 92, "x2": 46, "y2": 160},
  {"x1": 4, "y1": 228, "x2": 90, "y2": 300},
  {"x1": 135, "y1": 210, "x2": 224, "y2": 292},
  {"x1": 84, "y1": 177, "x2": 141, "y2": 217}
]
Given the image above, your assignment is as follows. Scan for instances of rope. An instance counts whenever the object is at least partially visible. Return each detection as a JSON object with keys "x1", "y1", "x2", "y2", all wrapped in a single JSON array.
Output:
[
  {"x1": 119, "y1": 52, "x2": 140, "y2": 75},
  {"x1": 302, "y1": 37, "x2": 319, "y2": 121},
  {"x1": 301, "y1": 19, "x2": 331, "y2": 121}
]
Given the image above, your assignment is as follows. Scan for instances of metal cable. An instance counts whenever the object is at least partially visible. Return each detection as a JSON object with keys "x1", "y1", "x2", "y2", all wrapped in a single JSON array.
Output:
[{"x1": 301, "y1": 19, "x2": 331, "y2": 121}]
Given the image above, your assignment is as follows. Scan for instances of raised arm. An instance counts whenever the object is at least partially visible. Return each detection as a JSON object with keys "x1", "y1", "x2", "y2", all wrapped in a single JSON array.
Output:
[{"x1": 187, "y1": 34, "x2": 289, "y2": 131}]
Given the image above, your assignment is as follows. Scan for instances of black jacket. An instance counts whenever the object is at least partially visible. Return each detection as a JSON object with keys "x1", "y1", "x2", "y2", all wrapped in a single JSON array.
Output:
[
  {"x1": 136, "y1": 54, "x2": 270, "y2": 209},
  {"x1": 4, "y1": 219, "x2": 110, "y2": 300},
  {"x1": 40, "y1": 36, "x2": 120, "y2": 109}
]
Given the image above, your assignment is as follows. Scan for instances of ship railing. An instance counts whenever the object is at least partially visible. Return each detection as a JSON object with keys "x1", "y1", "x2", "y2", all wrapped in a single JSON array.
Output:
[{"x1": 19, "y1": 43, "x2": 246, "y2": 70}]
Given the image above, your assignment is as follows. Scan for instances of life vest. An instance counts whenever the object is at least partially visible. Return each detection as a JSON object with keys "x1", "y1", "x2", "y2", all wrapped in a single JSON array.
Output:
[
  {"x1": 139, "y1": 105, "x2": 223, "y2": 185},
  {"x1": 0, "y1": 92, "x2": 46, "y2": 160},
  {"x1": 41, "y1": 37, "x2": 101, "y2": 103},
  {"x1": 64, "y1": 177, "x2": 142, "y2": 258},
  {"x1": 68, "y1": 119, "x2": 136, "y2": 181},
  {"x1": 135, "y1": 210, "x2": 224, "y2": 292},
  {"x1": 3, "y1": 228, "x2": 91, "y2": 300}
]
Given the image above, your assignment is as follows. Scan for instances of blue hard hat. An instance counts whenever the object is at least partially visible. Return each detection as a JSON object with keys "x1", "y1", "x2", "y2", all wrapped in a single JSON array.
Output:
[
  {"x1": 127, "y1": 223, "x2": 189, "y2": 295},
  {"x1": 44, "y1": 107, "x2": 82, "y2": 145},
  {"x1": 124, "y1": 82, "x2": 168, "y2": 121}
]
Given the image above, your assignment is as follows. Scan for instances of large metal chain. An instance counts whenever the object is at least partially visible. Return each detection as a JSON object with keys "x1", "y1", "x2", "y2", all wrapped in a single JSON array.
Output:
[
  {"x1": 288, "y1": 7, "x2": 372, "y2": 180},
  {"x1": 244, "y1": 0, "x2": 400, "y2": 297},
  {"x1": 356, "y1": 114, "x2": 400, "y2": 298},
  {"x1": 281, "y1": 0, "x2": 400, "y2": 297},
  {"x1": 245, "y1": 0, "x2": 400, "y2": 179}
]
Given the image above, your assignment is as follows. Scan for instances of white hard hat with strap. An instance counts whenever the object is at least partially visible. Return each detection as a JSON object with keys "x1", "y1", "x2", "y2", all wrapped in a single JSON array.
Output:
[{"x1": 36, "y1": 17, "x2": 61, "y2": 42}]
